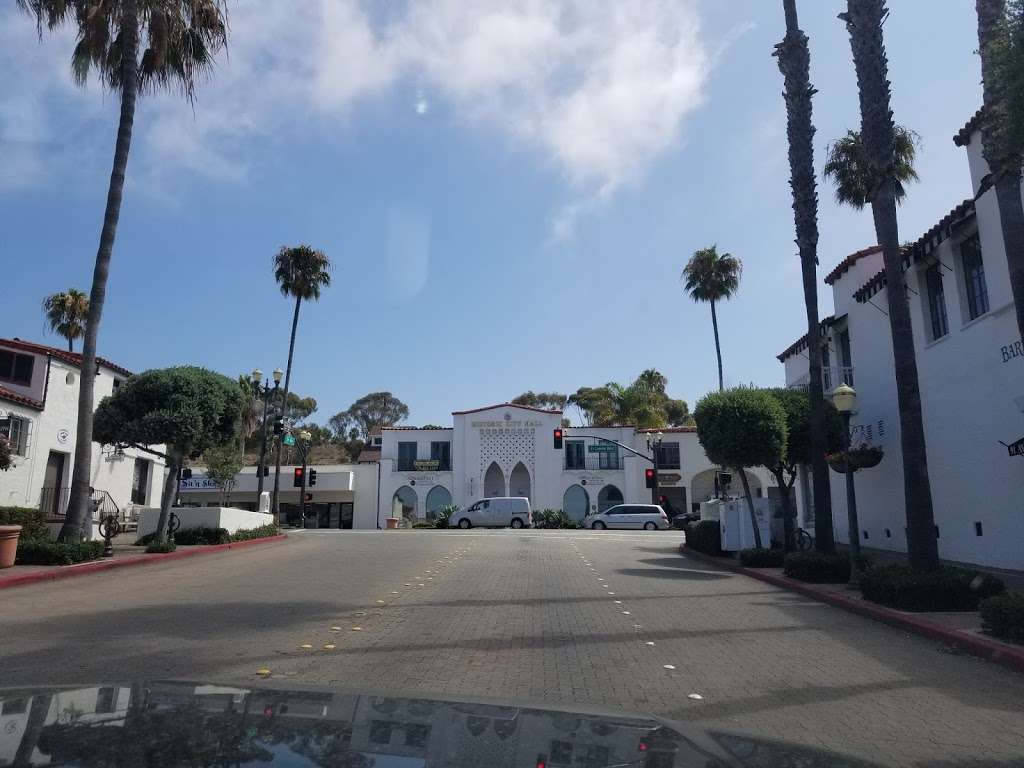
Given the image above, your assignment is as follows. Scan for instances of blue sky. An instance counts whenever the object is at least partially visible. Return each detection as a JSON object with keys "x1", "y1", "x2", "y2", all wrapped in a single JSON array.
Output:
[{"x1": 1, "y1": 1, "x2": 983, "y2": 427}]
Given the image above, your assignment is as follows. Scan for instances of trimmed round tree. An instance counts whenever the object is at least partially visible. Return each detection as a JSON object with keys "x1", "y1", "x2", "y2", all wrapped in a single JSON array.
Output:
[
  {"x1": 93, "y1": 367, "x2": 245, "y2": 544},
  {"x1": 694, "y1": 388, "x2": 788, "y2": 549}
]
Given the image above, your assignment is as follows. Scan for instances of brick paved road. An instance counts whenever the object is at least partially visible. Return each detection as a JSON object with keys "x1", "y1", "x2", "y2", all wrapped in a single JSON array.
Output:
[{"x1": 3, "y1": 529, "x2": 1024, "y2": 766}]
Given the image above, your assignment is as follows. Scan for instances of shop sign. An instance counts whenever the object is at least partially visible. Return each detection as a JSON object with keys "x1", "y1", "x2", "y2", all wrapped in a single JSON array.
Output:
[
  {"x1": 180, "y1": 476, "x2": 219, "y2": 490},
  {"x1": 1006, "y1": 437, "x2": 1024, "y2": 457},
  {"x1": 658, "y1": 473, "x2": 682, "y2": 484},
  {"x1": 1001, "y1": 339, "x2": 1024, "y2": 363},
  {"x1": 413, "y1": 460, "x2": 440, "y2": 471}
]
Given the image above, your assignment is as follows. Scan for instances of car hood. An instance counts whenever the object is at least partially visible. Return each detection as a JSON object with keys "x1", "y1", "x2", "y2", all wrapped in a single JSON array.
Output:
[{"x1": 0, "y1": 681, "x2": 881, "y2": 767}]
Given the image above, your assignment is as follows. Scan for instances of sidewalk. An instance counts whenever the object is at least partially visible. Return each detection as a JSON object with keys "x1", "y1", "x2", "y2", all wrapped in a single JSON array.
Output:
[
  {"x1": 0, "y1": 534, "x2": 287, "y2": 590},
  {"x1": 681, "y1": 544, "x2": 1024, "y2": 675}
]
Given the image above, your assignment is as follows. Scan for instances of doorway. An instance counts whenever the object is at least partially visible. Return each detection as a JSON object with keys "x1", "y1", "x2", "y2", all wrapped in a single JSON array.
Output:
[
  {"x1": 43, "y1": 451, "x2": 67, "y2": 517},
  {"x1": 339, "y1": 502, "x2": 354, "y2": 530}
]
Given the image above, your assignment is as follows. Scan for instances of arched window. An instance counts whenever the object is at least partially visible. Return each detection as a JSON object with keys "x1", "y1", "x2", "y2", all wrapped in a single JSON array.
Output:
[
  {"x1": 562, "y1": 485, "x2": 590, "y2": 522},
  {"x1": 509, "y1": 462, "x2": 531, "y2": 500},
  {"x1": 483, "y1": 462, "x2": 505, "y2": 497},
  {"x1": 597, "y1": 484, "x2": 623, "y2": 513},
  {"x1": 425, "y1": 486, "x2": 452, "y2": 521},
  {"x1": 392, "y1": 485, "x2": 418, "y2": 524}
]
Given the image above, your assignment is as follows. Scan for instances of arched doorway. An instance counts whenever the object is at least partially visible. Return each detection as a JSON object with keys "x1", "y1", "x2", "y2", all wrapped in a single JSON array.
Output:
[
  {"x1": 425, "y1": 486, "x2": 452, "y2": 521},
  {"x1": 598, "y1": 484, "x2": 623, "y2": 513},
  {"x1": 509, "y1": 462, "x2": 531, "y2": 500},
  {"x1": 484, "y1": 462, "x2": 505, "y2": 497},
  {"x1": 392, "y1": 486, "x2": 418, "y2": 526},
  {"x1": 562, "y1": 484, "x2": 590, "y2": 522},
  {"x1": 690, "y1": 469, "x2": 718, "y2": 510}
]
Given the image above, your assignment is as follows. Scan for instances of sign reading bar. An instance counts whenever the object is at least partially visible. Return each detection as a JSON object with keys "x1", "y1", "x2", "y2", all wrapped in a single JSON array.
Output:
[
  {"x1": 413, "y1": 460, "x2": 441, "y2": 471},
  {"x1": 1007, "y1": 437, "x2": 1024, "y2": 457},
  {"x1": 588, "y1": 443, "x2": 617, "y2": 454},
  {"x1": 658, "y1": 473, "x2": 682, "y2": 484}
]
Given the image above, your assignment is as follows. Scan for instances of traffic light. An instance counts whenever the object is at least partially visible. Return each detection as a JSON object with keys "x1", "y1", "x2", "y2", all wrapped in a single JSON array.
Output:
[
  {"x1": 304, "y1": 493, "x2": 313, "y2": 503},
  {"x1": 273, "y1": 419, "x2": 284, "y2": 435},
  {"x1": 293, "y1": 467, "x2": 304, "y2": 487},
  {"x1": 181, "y1": 467, "x2": 193, "y2": 480},
  {"x1": 308, "y1": 469, "x2": 317, "y2": 487},
  {"x1": 262, "y1": 465, "x2": 269, "y2": 477},
  {"x1": 645, "y1": 467, "x2": 656, "y2": 489},
  {"x1": 553, "y1": 428, "x2": 563, "y2": 449}
]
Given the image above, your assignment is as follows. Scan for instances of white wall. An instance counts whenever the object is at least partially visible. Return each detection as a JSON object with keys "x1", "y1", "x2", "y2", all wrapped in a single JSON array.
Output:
[{"x1": 137, "y1": 506, "x2": 273, "y2": 537}]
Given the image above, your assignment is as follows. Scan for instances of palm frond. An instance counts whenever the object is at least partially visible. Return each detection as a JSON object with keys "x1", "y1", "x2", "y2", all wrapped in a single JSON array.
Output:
[
  {"x1": 681, "y1": 245, "x2": 743, "y2": 304},
  {"x1": 823, "y1": 125, "x2": 920, "y2": 208}
]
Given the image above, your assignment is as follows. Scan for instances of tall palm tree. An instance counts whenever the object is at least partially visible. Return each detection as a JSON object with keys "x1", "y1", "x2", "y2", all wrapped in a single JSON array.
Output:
[
  {"x1": 237, "y1": 374, "x2": 262, "y2": 454},
  {"x1": 773, "y1": 0, "x2": 835, "y2": 554},
  {"x1": 841, "y1": 0, "x2": 940, "y2": 572},
  {"x1": 270, "y1": 245, "x2": 332, "y2": 518},
  {"x1": 976, "y1": 0, "x2": 1024, "y2": 342},
  {"x1": 681, "y1": 245, "x2": 742, "y2": 392},
  {"x1": 824, "y1": 126, "x2": 921, "y2": 208},
  {"x1": 42, "y1": 288, "x2": 90, "y2": 351},
  {"x1": 20, "y1": 0, "x2": 230, "y2": 541}
]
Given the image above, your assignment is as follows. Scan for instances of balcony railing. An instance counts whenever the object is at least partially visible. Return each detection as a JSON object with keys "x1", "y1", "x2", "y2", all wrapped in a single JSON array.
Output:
[
  {"x1": 564, "y1": 456, "x2": 622, "y2": 471},
  {"x1": 39, "y1": 486, "x2": 122, "y2": 522},
  {"x1": 787, "y1": 366, "x2": 855, "y2": 393}
]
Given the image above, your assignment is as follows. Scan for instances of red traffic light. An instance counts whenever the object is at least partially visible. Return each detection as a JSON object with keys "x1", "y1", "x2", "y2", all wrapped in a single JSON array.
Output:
[
  {"x1": 304, "y1": 493, "x2": 314, "y2": 503},
  {"x1": 645, "y1": 468, "x2": 656, "y2": 489},
  {"x1": 293, "y1": 467, "x2": 304, "y2": 487},
  {"x1": 553, "y1": 428, "x2": 563, "y2": 449}
]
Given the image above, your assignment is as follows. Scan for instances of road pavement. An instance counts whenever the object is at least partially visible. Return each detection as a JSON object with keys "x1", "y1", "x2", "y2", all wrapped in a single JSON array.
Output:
[{"x1": 3, "y1": 529, "x2": 1024, "y2": 766}]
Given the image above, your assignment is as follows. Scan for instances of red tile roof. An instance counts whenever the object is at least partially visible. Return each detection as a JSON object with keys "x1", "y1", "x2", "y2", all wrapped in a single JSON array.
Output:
[
  {"x1": 380, "y1": 426, "x2": 454, "y2": 431},
  {"x1": 1, "y1": 338, "x2": 133, "y2": 378},
  {"x1": 636, "y1": 426, "x2": 697, "y2": 434},
  {"x1": 356, "y1": 449, "x2": 381, "y2": 463},
  {"x1": 824, "y1": 245, "x2": 883, "y2": 285},
  {"x1": 451, "y1": 403, "x2": 563, "y2": 415},
  {"x1": 0, "y1": 385, "x2": 44, "y2": 410},
  {"x1": 953, "y1": 107, "x2": 985, "y2": 147},
  {"x1": 776, "y1": 315, "x2": 837, "y2": 363}
]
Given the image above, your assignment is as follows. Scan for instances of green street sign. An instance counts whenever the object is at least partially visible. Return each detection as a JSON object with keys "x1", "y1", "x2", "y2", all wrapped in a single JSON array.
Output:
[
  {"x1": 588, "y1": 443, "x2": 617, "y2": 453},
  {"x1": 282, "y1": 434, "x2": 296, "y2": 446}
]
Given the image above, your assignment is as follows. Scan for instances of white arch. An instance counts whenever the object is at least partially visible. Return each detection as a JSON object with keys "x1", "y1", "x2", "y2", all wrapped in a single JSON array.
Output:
[
  {"x1": 425, "y1": 486, "x2": 452, "y2": 520},
  {"x1": 392, "y1": 485, "x2": 418, "y2": 524},
  {"x1": 484, "y1": 462, "x2": 505, "y2": 497},
  {"x1": 597, "y1": 484, "x2": 623, "y2": 512},
  {"x1": 509, "y1": 462, "x2": 531, "y2": 501},
  {"x1": 562, "y1": 484, "x2": 590, "y2": 522}
]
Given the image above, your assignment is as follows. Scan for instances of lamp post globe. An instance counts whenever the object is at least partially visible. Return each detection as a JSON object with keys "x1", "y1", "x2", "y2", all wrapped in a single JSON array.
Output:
[
  {"x1": 251, "y1": 368, "x2": 262, "y2": 385},
  {"x1": 272, "y1": 367, "x2": 284, "y2": 384},
  {"x1": 832, "y1": 383, "x2": 862, "y2": 586},
  {"x1": 832, "y1": 383, "x2": 857, "y2": 415}
]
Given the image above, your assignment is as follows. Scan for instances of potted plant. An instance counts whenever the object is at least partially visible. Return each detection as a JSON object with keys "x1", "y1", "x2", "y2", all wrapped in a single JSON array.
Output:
[
  {"x1": 0, "y1": 437, "x2": 18, "y2": 568},
  {"x1": 827, "y1": 444, "x2": 884, "y2": 473}
]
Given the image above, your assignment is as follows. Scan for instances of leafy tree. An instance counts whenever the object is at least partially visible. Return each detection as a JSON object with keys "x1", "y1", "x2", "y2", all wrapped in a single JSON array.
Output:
[
  {"x1": 19, "y1": 0, "x2": 230, "y2": 542},
  {"x1": 93, "y1": 366, "x2": 244, "y2": 544},
  {"x1": 203, "y1": 443, "x2": 244, "y2": 506},
  {"x1": 694, "y1": 388, "x2": 788, "y2": 549},
  {"x1": 681, "y1": 246, "x2": 742, "y2": 392},
  {"x1": 567, "y1": 386, "x2": 618, "y2": 426},
  {"x1": 567, "y1": 371, "x2": 689, "y2": 428},
  {"x1": 774, "y1": 0, "x2": 836, "y2": 554},
  {"x1": 270, "y1": 245, "x2": 331, "y2": 514},
  {"x1": 764, "y1": 388, "x2": 844, "y2": 550},
  {"x1": 823, "y1": 126, "x2": 920, "y2": 209},
  {"x1": 975, "y1": 0, "x2": 1024, "y2": 341},
  {"x1": 841, "y1": 0, "x2": 939, "y2": 572},
  {"x1": 329, "y1": 392, "x2": 409, "y2": 441},
  {"x1": 41, "y1": 289, "x2": 89, "y2": 351},
  {"x1": 511, "y1": 391, "x2": 568, "y2": 411}
]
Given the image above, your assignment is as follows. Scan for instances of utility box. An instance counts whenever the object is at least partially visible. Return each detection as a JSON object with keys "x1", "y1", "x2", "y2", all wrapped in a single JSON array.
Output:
[
  {"x1": 719, "y1": 498, "x2": 771, "y2": 552},
  {"x1": 698, "y1": 499, "x2": 723, "y2": 522}
]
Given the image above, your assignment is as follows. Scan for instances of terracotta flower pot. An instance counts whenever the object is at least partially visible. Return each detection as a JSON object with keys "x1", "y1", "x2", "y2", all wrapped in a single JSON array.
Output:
[
  {"x1": 0, "y1": 525, "x2": 22, "y2": 569},
  {"x1": 385, "y1": 517, "x2": 400, "y2": 529}
]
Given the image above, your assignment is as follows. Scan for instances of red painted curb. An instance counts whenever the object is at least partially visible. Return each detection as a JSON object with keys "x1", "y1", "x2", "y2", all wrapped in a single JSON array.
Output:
[
  {"x1": 0, "y1": 534, "x2": 288, "y2": 591},
  {"x1": 681, "y1": 544, "x2": 1024, "y2": 675}
]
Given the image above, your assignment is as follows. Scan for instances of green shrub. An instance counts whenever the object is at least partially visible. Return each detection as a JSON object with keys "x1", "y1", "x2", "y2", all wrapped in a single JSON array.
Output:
[
  {"x1": 435, "y1": 505, "x2": 458, "y2": 529},
  {"x1": 174, "y1": 526, "x2": 230, "y2": 545},
  {"x1": 146, "y1": 539, "x2": 177, "y2": 554},
  {"x1": 533, "y1": 509, "x2": 578, "y2": 529},
  {"x1": 685, "y1": 520, "x2": 721, "y2": 555},
  {"x1": 0, "y1": 506, "x2": 49, "y2": 541},
  {"x1": 740, "y1": 548, "x2": 785, "y2": 567},
  {"x1": 16, "y1": 539, "x2": 104, "y2": 565},
  {"x1": 860, "y1": 564, "x2": 1005, "y2": 612},
  {"x1": 783, "y1": 552, "x2": 851, "y2": 583},
  {"x1": 412, "y1": 521, "x2": 436, "y2": 529},
  {"x1": 980, "y1": 592, "x2": 1024, "y2": 644},
  {"x1": 230, "y1": 523, "x2": 280, "y2": 542}
]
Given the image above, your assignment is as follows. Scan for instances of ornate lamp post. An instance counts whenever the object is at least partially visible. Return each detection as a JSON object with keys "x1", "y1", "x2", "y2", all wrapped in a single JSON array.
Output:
[
  {"x1": 252, "y1": 367, "x2": 283, "y2": 499},
  {"x1": 646, "y1": 431, "x2": 663, "y2": 506},
  {"x1": 832, "y1": 383, "x2": 862, "y2": 585}
]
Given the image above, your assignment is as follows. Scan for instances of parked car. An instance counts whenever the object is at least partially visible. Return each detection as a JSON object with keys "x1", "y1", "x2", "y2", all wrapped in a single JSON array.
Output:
[
  {"x1": 450, "y1": 497, "x2": 532, "y2": 529},
  {"x1": 583, "y1": 504, "x2": 669, "y2": 530}
]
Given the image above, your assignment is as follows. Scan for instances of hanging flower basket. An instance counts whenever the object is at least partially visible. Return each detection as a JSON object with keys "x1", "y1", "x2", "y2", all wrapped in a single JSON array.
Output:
[{"x1": 827, "y1": 446, "x2": 884, "y2": 473}]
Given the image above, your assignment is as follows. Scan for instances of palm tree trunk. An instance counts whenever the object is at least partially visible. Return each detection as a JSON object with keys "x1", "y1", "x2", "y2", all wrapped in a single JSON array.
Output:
[
  {"x1": 977, "y1": 0, "x2": 1024, "y2": 342},
  {"x1": 844, "y1": 0, "x2": 940, "y2": 572},
  {"x1": 710, "y1": 299, "x2": 724, "y2": 391},
  {"x1": 270, "y1": 295, "x2": 302, "y2": 520},
  {"x1": 737, "y1": 468, "x2": 763, "y2": 549},
  {"x1": 154, "y1": 449, "x2": 181, "y2": 544},
  {"x1": 67, "y1": 335, "x2": 73, "y2": 353},
  {"x1": 777, "y1": 0, "x2": 835, "y2": 553},
  {"x1": 60, "y1": 0, "x2": 139, "y2": 542}
]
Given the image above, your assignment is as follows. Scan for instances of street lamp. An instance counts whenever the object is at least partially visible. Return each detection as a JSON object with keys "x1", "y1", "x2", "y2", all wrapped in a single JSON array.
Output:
[
  {"x1": 253, "y1": 367, "x2": 284, "y2": 500},
  {"x1": 646, "y1": 431, "x2": 663, "y2": 506},
  {"x1": 832, "y1": 383, "x2": 862, "y2": 586},
  {"x1": 297, "y1": 429, "x2": 313, "y2": 528}
]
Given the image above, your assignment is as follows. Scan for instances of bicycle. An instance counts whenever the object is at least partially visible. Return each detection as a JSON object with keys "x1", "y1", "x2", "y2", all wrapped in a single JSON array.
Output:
[{"x1": 792, "y1": 527, "x2": 814, "y2": 552}]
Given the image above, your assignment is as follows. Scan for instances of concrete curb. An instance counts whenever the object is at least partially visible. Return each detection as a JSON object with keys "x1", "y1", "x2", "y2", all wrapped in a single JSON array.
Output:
[
  {"x1": 681, "y1": 544, "x2": 1024, "y2": 675},
  {"x1": 0, "y1": 534, "x2": 288, "y2": 591}
]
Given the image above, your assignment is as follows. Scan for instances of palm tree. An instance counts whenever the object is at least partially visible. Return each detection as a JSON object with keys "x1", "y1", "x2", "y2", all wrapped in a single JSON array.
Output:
[
  {"x1": 42, "y1": 289, "x2": 89, "y2": 351},
  {"x1": 270, "y1": 245, "x2": 332, "y2": 518},
  {"x1": 19, "y1": 0, "x2": 230, "y2": 541},
  {"x1": 841, "y1": 0, "x2": 940, "y2": 572},
  {"x1": 237, "y1": 374, "x2": 262, "y2": 453},
  {"x1": 773, "y1": 0, "x2": 835, "y2": 553},
  {"x1": 976, "y1": 0, "x2": 1024, "y2": 342},
  {"x1": 681, "y1": 245, "x2": 742, "y2": 392},
  {"x1": 823, "y1": 126, "x2": 921, "y2": 208}
]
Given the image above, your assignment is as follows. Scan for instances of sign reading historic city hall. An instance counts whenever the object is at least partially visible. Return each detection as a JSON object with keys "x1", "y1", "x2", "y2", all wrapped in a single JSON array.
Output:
[{"x1": 1006, "y1": 437, "x2": 1024, "y2": 458}]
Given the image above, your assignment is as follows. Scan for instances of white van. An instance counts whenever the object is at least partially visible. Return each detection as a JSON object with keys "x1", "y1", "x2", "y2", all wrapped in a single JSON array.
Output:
[{"x1": 450, "y1": 497, "x2": 532, "y2": 529}]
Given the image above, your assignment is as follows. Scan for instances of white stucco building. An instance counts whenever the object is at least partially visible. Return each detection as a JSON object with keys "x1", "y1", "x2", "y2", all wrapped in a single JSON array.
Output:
[
  {"x1": 778, "y1": 110, "x2": 1024, "y2": 571},
  {"x1": 0, "y1": 338, "x2": 166, "y2": 533}
]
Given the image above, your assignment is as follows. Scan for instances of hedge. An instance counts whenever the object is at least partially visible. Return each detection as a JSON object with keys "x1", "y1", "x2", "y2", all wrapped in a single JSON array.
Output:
[
  {"x1": 860, "y1": 564, "x2": 1005, "y2": 612},
  {"x1": 16, "y1": 539, "x2": 104, "y2": 566},
  {"x1": 740, "y1": 548, "x2": 785, "y2": 568},
  {"x1": 0, "y1": 506, "x2": 49, "y2": 541},
  {"x1": 146, "y1": 540, "x2": 177, "y2": 554},
  {"x1": 533, "y1": 509, "x2": 578, "y2": 529},
  {"x1": 685, "y1": 520, "x2": 721, "y2": 555},
  {"x1": 137, "y1": 523, "x2": 279, "y2": 546},
  {"x1": 783, "y1": 552, "x2": 851, "y2": 583},
  {"x1": 229, "y1": 523, "x2": 280, "y2": 542},
  {"x1": 980, "y1": 592, "x2": 1024, "y2": 644}
]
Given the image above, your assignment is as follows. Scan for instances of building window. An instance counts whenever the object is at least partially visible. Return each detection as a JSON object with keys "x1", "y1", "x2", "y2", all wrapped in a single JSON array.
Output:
[
  {"x1": 598, "y1": 449, "x2": 619, "y2": 470},
  {"x1": 430, "y1": 441, "x2": 451, "y2": 471},
  {"x1": 0, "y1": 350, "x2": 34, "y2": 387},
  {"x1": 837, "y1": 329, "x2": 854, "y2": 385},
  {"x1": 961, "y1": 234, "x2": 989, "y2": 320},
  {"x1": 131, "y1": 458, "x2": 151, "y2": 505},
  {"x1": 0, "y1": 415, "x2": 29, "y2": 456},
  {"x1": 404, "y1": 724, "x2": 431, "y2": 747},
  {"x1": 397, "y1": 442, "x2": 417, "y2": 471},
  {"x1": 655, "y1": 442, "x2": 680, "y2": 469},
  {"x1": 924, "y1": 263, "x2": 949, "y2": 339},
  {"x1": 565, "y1": 440, "x2": 584, "y2": 469}
]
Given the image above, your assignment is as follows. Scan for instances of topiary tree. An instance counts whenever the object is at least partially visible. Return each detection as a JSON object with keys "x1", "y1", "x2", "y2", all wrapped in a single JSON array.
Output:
[
  {"x1": 203, "y1": 443, "x2": 245, "y2": 506},
  {"x1": 94, "y1": 367, "x2": 244, "y2": 544},
  {"x1": 693, "y1": 388, "x2": 787, "y2": 549},
  {"x1": 764, "y1": 388, "x2": 845, "y2": 550}
]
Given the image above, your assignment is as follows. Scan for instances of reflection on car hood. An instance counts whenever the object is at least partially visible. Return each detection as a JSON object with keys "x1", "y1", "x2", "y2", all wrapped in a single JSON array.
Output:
[{"x1": 0, "y1": 681, "x2": 880, "y2": 767}]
